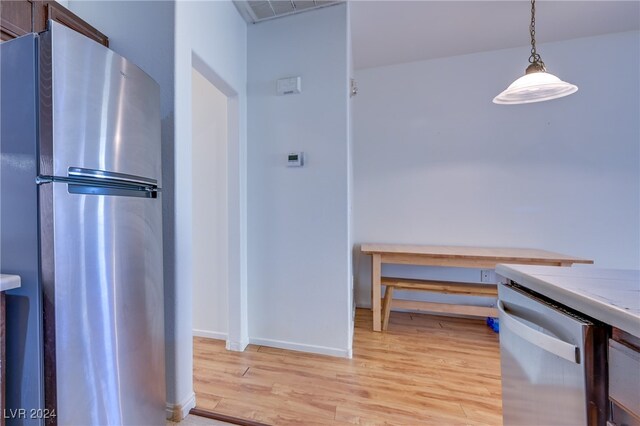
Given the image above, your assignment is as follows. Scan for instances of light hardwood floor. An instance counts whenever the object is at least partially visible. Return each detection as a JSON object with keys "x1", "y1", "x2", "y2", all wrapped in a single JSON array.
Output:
[{"x1": 193, "y1": 309, "x2": 502, "y2": 425}]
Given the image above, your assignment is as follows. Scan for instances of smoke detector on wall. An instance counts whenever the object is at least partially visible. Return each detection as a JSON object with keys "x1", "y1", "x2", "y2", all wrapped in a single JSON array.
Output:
[{"x1": 233, "y1": 0, "x2": 343, "y2": 24}]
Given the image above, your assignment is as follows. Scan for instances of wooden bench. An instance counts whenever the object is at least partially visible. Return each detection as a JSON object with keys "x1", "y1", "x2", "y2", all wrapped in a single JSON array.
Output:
[
  {"x1": 361, "y1": 244, "x2": 594, "y2": 332},
  {"x1": 380, "y1": 277, "x2": 498, "y2": 330}
]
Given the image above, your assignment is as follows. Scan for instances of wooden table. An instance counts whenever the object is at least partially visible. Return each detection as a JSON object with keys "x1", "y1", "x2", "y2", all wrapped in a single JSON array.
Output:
[{"x1": 361, "y1": 244, "x2": 593, "y2": 331}]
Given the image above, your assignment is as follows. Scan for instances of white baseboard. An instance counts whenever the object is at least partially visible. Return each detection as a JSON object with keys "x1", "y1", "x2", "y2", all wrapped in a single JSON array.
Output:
[
  {"x1": 166, "y1": 391, "x2": 196, "y2": 421},
  {"x1": 193, "y1": 329, "x2": 227, "y2": 340},
  {"x1": 250, "y1": 337, "x2": 350, "y2": 358},
  {"x1": 226, "y1": 338, "x2": 249, "y2": 352}
]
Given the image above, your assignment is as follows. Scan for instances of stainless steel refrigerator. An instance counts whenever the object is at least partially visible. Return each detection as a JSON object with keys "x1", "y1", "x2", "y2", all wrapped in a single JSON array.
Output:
[{"x1": 1, "y1": 21, "x2": 165, "y2": 425}]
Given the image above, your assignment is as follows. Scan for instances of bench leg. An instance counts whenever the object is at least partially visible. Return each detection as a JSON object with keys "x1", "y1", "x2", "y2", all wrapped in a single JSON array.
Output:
[{"x1": 382, "y1": 286, "x2": 394, "y2": 331}]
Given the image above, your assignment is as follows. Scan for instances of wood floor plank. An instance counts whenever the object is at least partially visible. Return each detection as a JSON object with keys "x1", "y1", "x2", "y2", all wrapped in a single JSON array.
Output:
[
  {"x1": 194, "y1": 309, "x2": 502, "y2": 425},
  {"x1": 213, "y1": 397, "x2": 353, "y2": 426}
]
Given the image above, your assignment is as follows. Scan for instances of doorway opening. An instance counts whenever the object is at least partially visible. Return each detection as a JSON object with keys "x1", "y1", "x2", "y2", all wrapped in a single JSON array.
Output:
[
  {"x1": 191, "y1": 66, "x2": 229, "y2": 340},
  {"x1": 179, "y1": 51, "x2": 246, "y2": 419}
]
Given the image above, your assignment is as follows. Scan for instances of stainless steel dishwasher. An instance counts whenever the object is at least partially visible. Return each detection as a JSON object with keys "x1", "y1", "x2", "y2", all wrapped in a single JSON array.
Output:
[{"x1": 498, "y1": 282, "x2": 608, "y2": 425}]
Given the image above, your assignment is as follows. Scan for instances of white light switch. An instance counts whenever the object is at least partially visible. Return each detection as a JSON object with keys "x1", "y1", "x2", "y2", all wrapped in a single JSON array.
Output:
[{"x1": 277, "y1": 77, "x2": 302, "y2": 95}]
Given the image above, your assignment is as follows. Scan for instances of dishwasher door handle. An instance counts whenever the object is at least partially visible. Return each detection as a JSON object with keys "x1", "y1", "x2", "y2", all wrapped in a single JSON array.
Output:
[{"x1": 498, "y1": 300, "x2": 580, "y2": 364}]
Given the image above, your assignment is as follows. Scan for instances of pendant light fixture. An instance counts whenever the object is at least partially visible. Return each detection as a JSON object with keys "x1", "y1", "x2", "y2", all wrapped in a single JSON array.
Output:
[{"x1": 493, "y1": 0, "x2": 578, "y2": 105}]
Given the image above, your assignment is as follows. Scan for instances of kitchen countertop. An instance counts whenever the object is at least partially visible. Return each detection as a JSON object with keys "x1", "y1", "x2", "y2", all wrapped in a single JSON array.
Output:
[
  {"x1": 0, "y1": 274, "x2": 21, "y2": 292},
  {"x1": 496, "y1": 264, "x2": 640, "y2": 337}
]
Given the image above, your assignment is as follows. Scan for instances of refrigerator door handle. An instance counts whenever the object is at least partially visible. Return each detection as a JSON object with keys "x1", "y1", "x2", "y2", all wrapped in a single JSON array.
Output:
[
  {"x1": 68, "y1": 167, "x2": 157, "y2": 186},
  {"x1": 36, "y1": 175, "x2": 160, "y2": 198},
  {"x1": 498, "y1": 300, "x2": 580, "y2": 364}
]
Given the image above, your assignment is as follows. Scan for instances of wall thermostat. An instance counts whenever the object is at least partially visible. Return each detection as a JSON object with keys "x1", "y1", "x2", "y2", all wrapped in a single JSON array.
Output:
[
  {"x1": 287, "y1": 152, "x2": 304, "y2": 167},
  {"x1": 277, "y1": 76, "x2": 302, "y2": 95}
]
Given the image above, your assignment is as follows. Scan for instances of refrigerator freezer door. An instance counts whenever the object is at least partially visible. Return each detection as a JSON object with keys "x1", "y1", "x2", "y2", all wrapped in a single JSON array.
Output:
[
  {"x1": 39, "y1": 21, "x2": 161, "y2": 186},
  {"x1": 44, "y1": 182, "x2": 165, "y2": 425},
  {"x1": 0, "y1": 34, "x2": 46, "y2": 425},
  {"x1": 498, "y1": 284, "x2": 590, "y2": 426}
]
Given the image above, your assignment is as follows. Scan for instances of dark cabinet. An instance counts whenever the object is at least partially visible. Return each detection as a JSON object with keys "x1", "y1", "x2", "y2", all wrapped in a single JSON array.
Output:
[
  {"x1": 1, "y1": 0, "x2": 107, "y2": 46},
  {"x1": 1, "y1": 294, "x2": 5, "y2": 426},
  {"x1": 0, "y1": 1, "x2": 32, "y2": 41}
]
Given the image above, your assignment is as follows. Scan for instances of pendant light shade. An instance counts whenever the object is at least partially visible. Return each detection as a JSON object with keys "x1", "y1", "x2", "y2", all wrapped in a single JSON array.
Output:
[
  {"x1": 493, "y1": 70, "x2": 578, "y2": 105},
  {"x1": 493, "y1": 0, "x2": 578, "y2": 105}
]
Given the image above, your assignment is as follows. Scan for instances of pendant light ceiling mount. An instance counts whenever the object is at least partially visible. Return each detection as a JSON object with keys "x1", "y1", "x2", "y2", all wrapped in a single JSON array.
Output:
[{"x1": 493, "y1": 0, "x2": 578, "y2": 105}]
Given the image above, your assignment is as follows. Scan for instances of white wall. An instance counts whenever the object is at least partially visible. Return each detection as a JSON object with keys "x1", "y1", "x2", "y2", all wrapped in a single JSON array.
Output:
[
  {"x1": 353, "y1": 31, "x2": 640, "y2": 308},
  {"x1": 346, "y1": 3, "x2": 356, "y2": 346},
  {"x1": 247, "y1": 3, "x2": 352, "y2": 357},
  {"x1": 174, "y1": 0, "x2": 248, "y2": 413},
  {"x1": 191, "y1": 68, "x2": 229, "y2": 340}
]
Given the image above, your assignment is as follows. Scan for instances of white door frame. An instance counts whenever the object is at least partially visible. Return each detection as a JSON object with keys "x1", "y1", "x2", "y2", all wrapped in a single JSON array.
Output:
[{"x1": 191, "y1": 51, "x2": 248, "y2": 351}]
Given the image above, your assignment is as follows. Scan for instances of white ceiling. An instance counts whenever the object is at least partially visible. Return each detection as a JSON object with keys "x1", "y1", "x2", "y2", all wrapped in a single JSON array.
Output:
[{"x1": 350, "y1": 1, "x2": 640, "y2": 70}]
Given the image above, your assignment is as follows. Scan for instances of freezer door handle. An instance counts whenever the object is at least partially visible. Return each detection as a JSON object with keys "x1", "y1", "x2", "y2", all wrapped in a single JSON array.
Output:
[
  {"x1": 68, "y1": 167, "x2": 157, "y2": 186},
  {"x1": 498, "y1": 300, "x2": 580, "y2": 364}
]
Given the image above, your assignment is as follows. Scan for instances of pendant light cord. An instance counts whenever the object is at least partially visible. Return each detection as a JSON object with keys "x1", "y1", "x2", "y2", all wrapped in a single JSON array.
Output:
[{"x1": 527, "y1": 0, "x2": 546, "y2": 71}]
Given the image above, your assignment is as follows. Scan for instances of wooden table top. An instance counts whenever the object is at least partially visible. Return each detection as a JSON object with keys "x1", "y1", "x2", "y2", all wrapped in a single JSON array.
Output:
[{"x1": 360, "y1": 244, "x2": 593, "y2": 265}]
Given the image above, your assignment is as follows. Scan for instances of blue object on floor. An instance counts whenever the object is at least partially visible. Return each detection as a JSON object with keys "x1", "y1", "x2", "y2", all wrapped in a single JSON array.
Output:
[{"x1": 486, "y1": 317, "x2": 499, "y2": 333}]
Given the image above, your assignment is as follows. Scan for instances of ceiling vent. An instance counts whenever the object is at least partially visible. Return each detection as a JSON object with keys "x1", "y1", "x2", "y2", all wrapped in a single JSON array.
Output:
[{"x1": 233, "y1": 0, "x2": 343, "y2": 24}]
